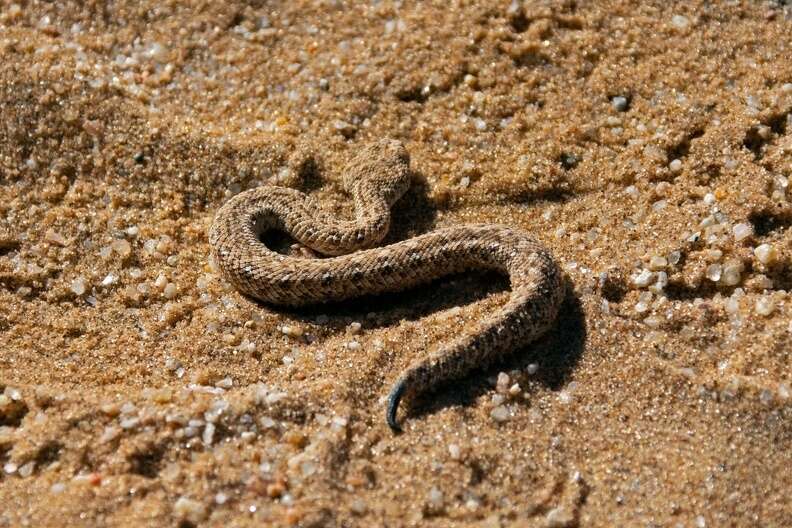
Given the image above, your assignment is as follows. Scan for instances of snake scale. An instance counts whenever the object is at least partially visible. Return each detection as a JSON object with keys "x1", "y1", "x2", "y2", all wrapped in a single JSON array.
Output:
[{"x1": 208, "y1": 139, "x2": 564, "y2": 431}]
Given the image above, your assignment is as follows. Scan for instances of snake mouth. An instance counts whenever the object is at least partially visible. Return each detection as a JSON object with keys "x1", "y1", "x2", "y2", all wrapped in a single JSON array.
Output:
[{"x1": 386, "y1": 378, "x2": 408, "y2": 433}]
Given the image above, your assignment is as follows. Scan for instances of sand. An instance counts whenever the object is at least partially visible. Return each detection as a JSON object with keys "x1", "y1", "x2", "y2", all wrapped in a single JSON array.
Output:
[{"x1": 1, "y1": 1, "x2": 791, "y2": 526}]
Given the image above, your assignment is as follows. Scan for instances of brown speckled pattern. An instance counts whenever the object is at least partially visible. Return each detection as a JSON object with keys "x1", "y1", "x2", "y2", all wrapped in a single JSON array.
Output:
[{"x1": 209, "y1": 140, "x2": 564, "y2": 430}]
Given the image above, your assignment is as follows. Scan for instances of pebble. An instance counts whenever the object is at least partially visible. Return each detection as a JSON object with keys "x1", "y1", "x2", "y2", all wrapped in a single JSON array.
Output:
[
  {"x1": 732, "y1": 223, "x2": 752, "y2": 242},
  {"x1": 668, "y1": 159, "x2": 683, "y2": 173},
  {"x1": 45, "y1": 229, "x2": 67, "y2": 246},
  {"x1": 490, "y1": 405, "x2": 510, "y2": 422},
  {"x1": 705, "y1": 264, "x2": 722, "y2": 282},
  {"x1": 448, "y1": 443, "x2": 461, "y2": 460},
  {"x1": 163, "y1": 283, "x2": 178, "y2": 299},
  {"x1": 611, "y1": 96, "x2": 629, "y2": 112},
  {"x1": 720, "y1": 260, "x2": 743, "y2": 286},
  {"x1": 111, "y1": 238, "x2": 132, "y2": 257},
  {"x1": 427, "y1": 487, "x2": 444, "y2": 509},
  {"x1": 70, "y1": 277, "x2": 87, "y2": 295},
  {"x1": 754, "y1": 243, "x2": 778, "y2": 265},
  {"x1": 174, "y1": 497, "x2": 207, "y2": 523},
  {"x1": 632, "y1": 269, "x2": 655, "y2": 287},
  {"x1": 755, "y1": 296, "x2": 775, "y2": 316},
  {"x1": 648, "y1": 256, "x2": 667, "y2": 270},
  {"x1": 18, "y1": 461, "x2": 35, "y2": 477},
  {"x1": 202, "y1": 423, "x2": 216, "y2": 444},
  {"x1": 50, "y1": 483, "x2": 66, "y2": 494}
]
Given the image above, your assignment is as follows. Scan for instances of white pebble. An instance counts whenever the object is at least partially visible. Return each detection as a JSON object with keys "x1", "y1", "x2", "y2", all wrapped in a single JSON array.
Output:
[
  {"x1": 754, "y1": 243, "x2": 778, "y2": 265},
  {"x1": 755, "y1": 296, "x2": 776, "y2": 316},
  {"x1": 215, "y1": 377, "x2": 233, "y2": 389},
  {"x1": 703, "y1": 193, "x2": 716, "y2": 205},
  {"x1": 428, "y1": 486, "x2": 444, "y2": 508},
  {"x1": 173, "y1": 497, "x2": 207, "y2": 523},
  {"x1": 202, "y1": 423, "x2": 215, "y2": 445},
  {"x1": 154, "y1": 273, "x2": 168, "y2": 290},
  {"x1": 720, "y1": 260, "x2": 743, "y2": 286},
  {"x1": 111, "y1": 238, "x2": 131, "y2": 257},
  {"x1": 496, "y1": 372, "x2": 510, "y2": 393},
  {"x1": 348, "y1": 322, "x2": 362, "y2": 334},
  {"x1": 163, "y1": 282, "x2": 178, "y2": 299},
  {"x1": 632, "y1": 269, "x2": 655, "y2": 288},
  {"x1": 70, "y1": 278, "x2": 87, "y2": 295},
  {"x1": 448, "y1": 444, "x2": 461, "y2": 460},
  {"x1": 648, "y1": 256, "x2": 667, "y2": 270},
  {"x1": 671, "y1": 15, "x2": 689, "y2": 29},
  {"x1": 18, "y1": 461, "x2": 35, "y2": 477},
  {"x1": 668, "y1": 159, "x2": 683, "y2": 173},
  {"x1": 705, "y1": 264, "x2": 722, "y2": 282},
  {"x1": 611, "y1": 96, "x2": 629, "y2": 112},
  {"x1": 50, "y1": 482, "x2": 66, "y2": 494},
  {"x1": 732, "y1": 223, "x2": 752, "y2": 242},
  {"x1": 490, "y1": 405, "x2": 510, "y2": 422}
]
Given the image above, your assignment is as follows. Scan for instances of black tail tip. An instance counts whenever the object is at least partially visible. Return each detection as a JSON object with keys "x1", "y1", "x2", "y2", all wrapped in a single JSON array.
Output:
[{"x1": 386, "y1": 379, "x2": 407, "y2": 433}]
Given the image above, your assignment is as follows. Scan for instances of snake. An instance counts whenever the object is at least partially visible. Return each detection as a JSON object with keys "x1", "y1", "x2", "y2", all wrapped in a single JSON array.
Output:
[{"x1": 208, "y1": 139, "x2": 564, "y2": 431}]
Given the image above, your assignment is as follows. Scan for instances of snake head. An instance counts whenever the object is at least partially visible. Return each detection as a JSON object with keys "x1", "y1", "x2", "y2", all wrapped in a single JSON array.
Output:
[{"x1": 343, "y1": 139, "x2": 411, "y2": 206}]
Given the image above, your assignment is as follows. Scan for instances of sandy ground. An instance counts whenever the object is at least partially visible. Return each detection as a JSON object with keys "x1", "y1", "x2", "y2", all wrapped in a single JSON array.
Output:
[{"x1": 1, "y1": 1, "x2": 791, "y2": 526}]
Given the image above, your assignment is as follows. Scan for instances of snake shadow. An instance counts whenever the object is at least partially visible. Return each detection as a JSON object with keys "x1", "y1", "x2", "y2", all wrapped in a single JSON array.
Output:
[{"x1": 406, "y1": 280, "x2": 586, "y2": 424}]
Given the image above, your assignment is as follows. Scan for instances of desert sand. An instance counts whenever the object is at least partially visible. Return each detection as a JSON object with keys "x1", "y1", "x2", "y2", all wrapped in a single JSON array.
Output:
[{"x1": 1, "y1": 1, "x2": 790, "y2": 526}]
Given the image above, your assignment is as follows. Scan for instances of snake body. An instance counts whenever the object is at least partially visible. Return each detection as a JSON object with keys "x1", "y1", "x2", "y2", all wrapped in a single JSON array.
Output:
[{"x1": 209, "y1": 140, "x2": 564, "y2": 430}]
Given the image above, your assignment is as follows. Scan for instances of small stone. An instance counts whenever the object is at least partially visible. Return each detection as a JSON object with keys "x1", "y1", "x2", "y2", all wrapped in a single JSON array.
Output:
[
  {"x1": 202, "y1": 423, "x2": 216, "y2": 445},
  {"x1": 448, "y1": 444, "x2": 461, "y2": 460},
  {"x1": 668, "y1": 159, "x2": 683, "y2": 173},
  {"x1": 732, "y1": 223, "x2": 752, "y2": 242},
  {"x1": 18, "y1": 461, "x2": 35, "y2": 477},
  {"x1": 70, "y1": 277, "x2": 87, "y2": 296},
  {"x1": 45, "y1": 229, "x2": 67, "y2": 246},
  {"x1": 705, "y1": 264, "x2": 722, "y2": 282},
  {"x1": 427, "y1": 486, "x2": 444, "y2": 509},
  {"x1": 632, "y1": 269, "x2": 655, "y2": 287},
  {"x1": 546, "y1": 506, "x2": 573, "y2": 527},
  {"x1": 754, "y1": 243, "x2": 778, "y2": 265},
  {"x1": 215, "y1": 377, "x2": 233, "y2": 389},
  {"x1": 496, "y1": 372, "x2": 510, "y2": 393},
  {"x1": 348, "y1": 322, "x2": 362, "y2": 334},
  {"x1": 154, "y1": 274, "x2": 168, "y2": 290},
  {"x1": 671, "y1": 15, "x2": 689, "y2": 29},
  {"x1": 490, "y1": 405, "x2": 510, "y2": 422},
  {"x1": 50, "y1": 482, "x2": 66, "y2": 494},
  {"x1": 720, "y1": 260, "x2": 743, "y2": 286},
  {"x1": 648, "y1": 256, "x2": 667, "y2": 270},
  {"x1": 611, "y1": 96, "x2": 629, "y2": 112},
  {"x1": 174, "y1": 497, "x2": 207, "y2": 523},
  {"x1": 111, "y1": 239, "x2": 131, "y2": 257},
  {"x1": 703, "y1": 193, "x2": 716, "y2": 205},
  {"x1": 755, "y1": 296, "x2": 776, "y2": 316},
  {"x1": 163, "y1": 283, "x2": 178, "y2": 299}
]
